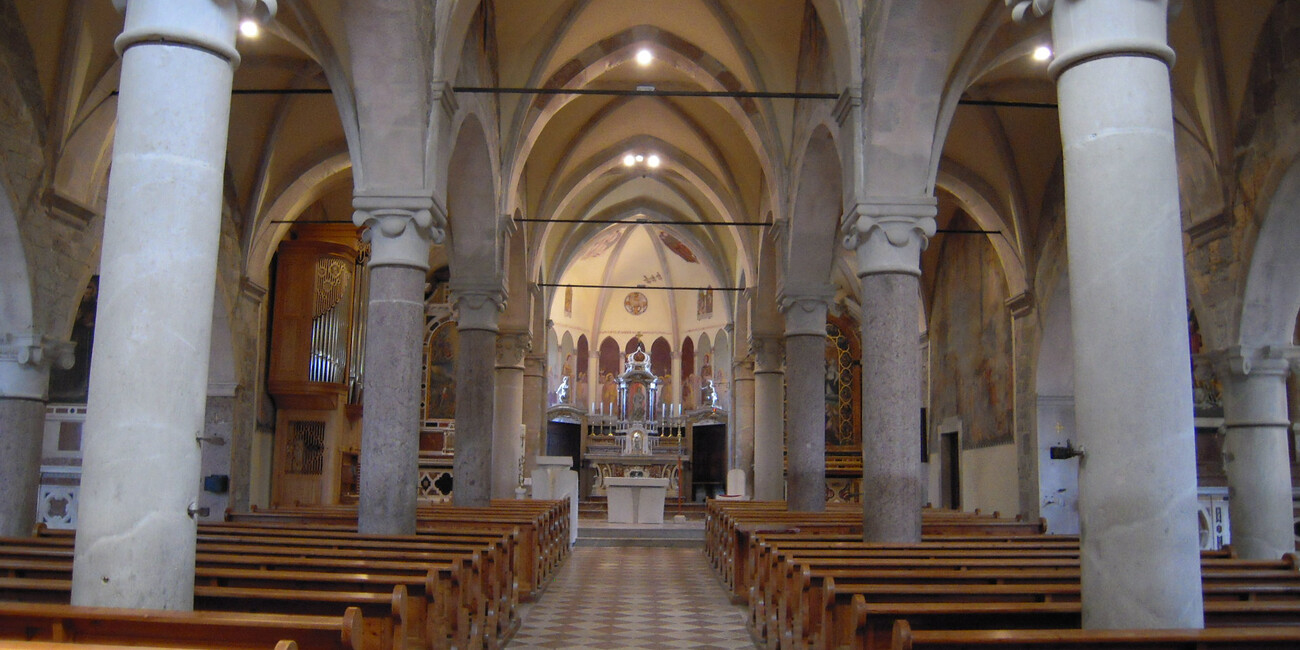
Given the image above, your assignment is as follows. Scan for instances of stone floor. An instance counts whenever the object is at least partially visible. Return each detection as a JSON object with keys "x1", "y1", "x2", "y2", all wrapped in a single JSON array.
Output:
[{"x1": 508, "y1": 546, "x2": 755, "y2": 649}]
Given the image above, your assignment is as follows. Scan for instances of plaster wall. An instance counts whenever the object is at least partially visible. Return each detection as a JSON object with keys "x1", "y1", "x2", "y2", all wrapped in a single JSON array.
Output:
[
  {"x1": 928, "y1": 214, "x2": 1014, "y2": 449},
  {"x1": 958, "y1": 442, "x2": 1019, "y2": 517}
]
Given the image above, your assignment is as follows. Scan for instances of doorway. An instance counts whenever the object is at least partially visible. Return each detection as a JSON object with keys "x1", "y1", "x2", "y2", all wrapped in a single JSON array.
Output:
[{"x1": 939, "y1": 431, "x2": 960, "y2": 509}]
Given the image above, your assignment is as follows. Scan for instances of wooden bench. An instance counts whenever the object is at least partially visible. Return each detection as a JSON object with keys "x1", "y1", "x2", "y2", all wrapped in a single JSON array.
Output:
[
  {"x1": 843, "y1": 599, "x2": 1300, "y2": 650},
  {"x1": 2, "y1": 534, "x2": 491, "y2": 650},
  {"x1": 0, "y1": 642, "x2": 294, "y2": 650},
  {"x1": 890, "y1": 619, "x2": 1300, "y2": 649},
  {"x1": 0, "y1": 576, "x2": 409, "y2": 650},
  {"x1": 818, "y1": 576, "x2": 1300, "y2": 650},
  {"x1": 0, "y1": 602, "x2": 362, "y2": 650}
]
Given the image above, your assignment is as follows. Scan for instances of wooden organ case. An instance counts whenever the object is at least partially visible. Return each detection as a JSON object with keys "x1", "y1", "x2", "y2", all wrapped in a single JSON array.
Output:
[{"x1": 268, "y1": 224, "x2": 367, "y2": 506}]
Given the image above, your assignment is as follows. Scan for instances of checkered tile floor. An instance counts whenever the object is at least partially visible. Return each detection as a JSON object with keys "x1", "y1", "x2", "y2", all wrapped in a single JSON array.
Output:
[{"x1": 509, "y1": 546, "x2": 754, "y2": 649}]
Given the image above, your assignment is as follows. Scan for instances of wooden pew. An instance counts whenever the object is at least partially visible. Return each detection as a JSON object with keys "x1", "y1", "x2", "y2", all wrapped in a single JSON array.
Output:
[
  {"x1": 0, "y1": 602, "x2": 363, "y2": 650},
  {"x1": 0, "y1": 642, "x2": 295, "y2": 650},
  {"x1": 846, "y1": 599, "x2": 1300, "y2": 650},
  {"x1": 819, "y1": 575, "x2": 1300, "y2": 650},
  {"x1": 890, "y1": 618, "x2": 1300, "y2": 650},
  {"x1": 0, "y1": 577, "x2": 409, "y2": 650},
  {"x1": 2, "y1": 534, "x2": 489, "y2": 650}
]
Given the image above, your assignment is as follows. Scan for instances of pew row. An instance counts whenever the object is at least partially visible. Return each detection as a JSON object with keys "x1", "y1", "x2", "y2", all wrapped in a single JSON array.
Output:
[
  {"x1": 890, "y1": 618, "x2": 1300, "y2": 650},
  {"x1": 0, "y1": 602, "x2": 360, "y2": 650}
]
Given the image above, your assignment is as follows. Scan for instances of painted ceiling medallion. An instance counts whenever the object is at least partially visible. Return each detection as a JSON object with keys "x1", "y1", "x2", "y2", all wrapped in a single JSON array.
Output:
[{"x1": 624, "y1": 291, "x2": 649, "y2": 315}]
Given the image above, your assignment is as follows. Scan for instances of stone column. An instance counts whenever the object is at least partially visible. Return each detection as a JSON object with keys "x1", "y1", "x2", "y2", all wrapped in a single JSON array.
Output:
[
  {"x1": 779, "y1": 289, "x2": 834, "y2": 511},
  {"x1": 1217, "y1": 346, "x2": 1296, "y2": 560},
  {"x1": 1010, "y1": 0, "x2": 1204, "y2": 628},
  {"x1": 352, "y1": 195, "x2": 444, "y2": 535},
  {"x1": 843, "y1": 199, "x2": 935, "y2": 543},
  {"x1": 751, "y1": 335, "x2": 786, "y2": 501},
  {"x1": 71, "y1": 0, "x2": 274, "y2": 610},
  {"x1": 670, "y1": 352, "x2": 682, "y2": 412},
  {"x1": 522, "y1": 352, "x2": 547, "y2": 473},
  {"x1": 493, "y1": 332, "x2": 529, "y2": 499},
  {"x1": 731, "y1": 354, "x2": 755, "y2": 495},
  {"x1": 587, "y1": 353, "x2": 600, "y2": 410},
  {"x1": 452, "y1": 287, "x2": 504, "y2": 507},
  {"x1": 0, "y1": 334, "x2": 74, "y2": 537}
]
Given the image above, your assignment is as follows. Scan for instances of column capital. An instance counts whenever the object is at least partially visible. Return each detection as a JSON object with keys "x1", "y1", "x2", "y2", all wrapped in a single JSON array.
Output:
[
  {"x1": 1214, "y1": 345, "x2": 1297, "y2": 379},
  {"x1": 1212, "y1": 346, "x2": 1297, "y2": 430},
  {"x1": 0, "y1": 333, "x2": 75, "y2": 399},
  {"x1": 353, "y1": 193, "x2": 447, "y2": 269},
  {"x1": 113, "y1": 0, "x2": 277, "y2": 67},
  {"x1": 733, "y1": 355, "x2": 755, "y2": 380},
  {"x1": 524, "y1": 354, "x2": 546, "y2": 377},
  {"x1": 495, "y1": 331, "x2": 532, "y2": 369},
  {"x1": 750, "y1": 335, "x2": 785, "y2": 374},
  {"x1": 452, "y1": 284, "x2": 506, "y2": 333},
  {"x1": 779, "y1": 287, "x2": 835, "y2": 337},
  {"x1": 1007, "y1": 0, "x2": 1177, "y2": 78},
  {"x1": 841, "y1": 198, "x2": 937, "y2": 277}
]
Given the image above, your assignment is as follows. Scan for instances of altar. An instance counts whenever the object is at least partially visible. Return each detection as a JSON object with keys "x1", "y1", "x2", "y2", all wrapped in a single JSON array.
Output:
[
  {"x1": 604, "y1": 476, "x2": 670, "y2": 524},
  {"x1": 546, "y1": 345, "x2": 728, "y2": 502}
]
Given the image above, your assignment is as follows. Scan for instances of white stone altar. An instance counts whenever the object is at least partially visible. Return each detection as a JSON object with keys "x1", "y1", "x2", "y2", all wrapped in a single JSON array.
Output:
[{"x1": 605, "y1": 476, "x2": 669, "y2": 524}]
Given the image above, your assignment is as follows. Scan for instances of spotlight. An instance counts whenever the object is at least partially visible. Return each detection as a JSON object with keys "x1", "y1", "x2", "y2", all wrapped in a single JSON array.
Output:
[
  {"x1": 635, "y1": 48, "x2": 654, "y2": 66},
  {"x1": 623, "y1": 154, "x2": 636, "y2": 167},
  {"x1": 635, "y1": 154, "x2": 644, "y2": 163},
  {"x1": 1032, "y1": 45, "x2": 1052, "y2": 62},
  {"x1": 646, "y1": 154, "x2": 661, "y2": 168},
  {"x1": 239, "y1": 19, "x2": 260, "y2": 38}
]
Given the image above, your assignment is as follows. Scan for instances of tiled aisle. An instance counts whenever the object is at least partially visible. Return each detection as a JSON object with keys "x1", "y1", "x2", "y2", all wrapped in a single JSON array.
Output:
[{"x1": 509, "y1": 546, "x2": 755, "y2": 649}]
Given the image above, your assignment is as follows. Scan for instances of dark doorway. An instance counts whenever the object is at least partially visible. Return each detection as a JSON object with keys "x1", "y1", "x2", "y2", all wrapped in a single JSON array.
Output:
[
  {"x1": 939, "y1": 431, "x2": 960, "y2": 509},
  {"x1": 691, "y1": 424, "x2": 727, "y2": 501},
  {"x1": 546, "y1": 421, "x2": 581, "y2": 469}
]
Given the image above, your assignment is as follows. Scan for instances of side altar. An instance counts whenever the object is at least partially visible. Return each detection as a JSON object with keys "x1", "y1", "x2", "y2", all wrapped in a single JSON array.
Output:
[{"x1": 547, "y1": 346, "x2": 726, "y2": 501}]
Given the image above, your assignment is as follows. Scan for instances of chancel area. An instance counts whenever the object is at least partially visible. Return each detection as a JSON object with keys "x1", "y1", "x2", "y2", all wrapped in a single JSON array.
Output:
[{"x1": 3, "y1": 0, "x2": 1300, "y2": 647}]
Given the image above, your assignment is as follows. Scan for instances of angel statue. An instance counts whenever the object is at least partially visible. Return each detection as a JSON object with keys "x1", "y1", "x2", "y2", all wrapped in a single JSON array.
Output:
[{"x1": 555, "y1": 376, "x2": 570, "y2": 403}]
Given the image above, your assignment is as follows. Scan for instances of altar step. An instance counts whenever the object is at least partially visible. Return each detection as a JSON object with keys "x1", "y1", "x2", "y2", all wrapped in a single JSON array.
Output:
[
  {"x1": 578, "y1": 498, "x2": 708, "y2": 521},
  {"x1": 576, "y1": 520, "x2": 705, "y2": 548}
]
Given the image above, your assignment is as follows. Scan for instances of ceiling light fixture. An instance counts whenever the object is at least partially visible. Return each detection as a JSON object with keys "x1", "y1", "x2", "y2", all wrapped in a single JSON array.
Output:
[
  {"x1": 1032, "y1": 45, "x2": 1052, "y2": 62},
  {"x1": 635, "y1": 48, "x2": 654, "y2": 66},
  {"x1": 239, "y1": 19, "x2": 260, "y2": 38},
  {"x1": 621, "y1": 152, "x2": 663, "y2": 171}
]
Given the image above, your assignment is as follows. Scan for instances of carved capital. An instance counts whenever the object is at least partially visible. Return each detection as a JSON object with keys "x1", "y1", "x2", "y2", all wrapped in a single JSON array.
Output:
[
  {"x1": 779, "y1": 287, "x2": 835, "y2": 338},
  {"x1": 495, "y1": 332, "x2": 532, "y2": 369},
  {"x1": 353, "y1": 194, "x2": 446, "y2": 269},
  {"x1": 841, "y1": 198, "x2": 937, "y2": 277},
  {"x1": 524, "y1": 354, "x2": 546, "y2": 377},
  {"x1": 431, "y1": 81, "x2": 459, "y2": 122},
  {"x1": 1215, "y1": 345, "x2": 1296, "y2": 380},
  {"x1": 451, "y1": 285, "x2": 506, "y2": 332},
  {"x1": 0, "y1": 333, "x2": 75, "y2": 399},
  {"x1": 113, "y1": 0, "x2": 277, "y2": 67},
  {"x1": 750, "y1": 336, "x2": 785, "y2": 373},
  {"x1": 1213, "y1": 345, "x2": 1297, "y2": 429},
  {"x1": 1005, "y1": 0, "x2": 1054, "y2": 23},
  {"x1": 1009, "y1": 0, "x2": 1176, "y2": 78}
]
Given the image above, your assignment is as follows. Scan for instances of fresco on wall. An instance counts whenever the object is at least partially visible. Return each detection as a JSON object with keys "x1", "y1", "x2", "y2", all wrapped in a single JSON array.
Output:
[
  {"x1": 658, "y1": 230, "x2": 698, "y2": 263},
  {"x1": 582, "y1": 226, "x2": 624, "y2": 259},
  {"x1": 1189, "y1": 309, "x2": 1223, "y2": 418},
  {"x1": 424, "y1": 321, "x2": 458, "y2": 419},
  {"x1": 930, "y1": 216, "x2": 1014, "y2": 447},
  {"x1": 826, "y1": 313, "x2": 862, "y2": 451}
]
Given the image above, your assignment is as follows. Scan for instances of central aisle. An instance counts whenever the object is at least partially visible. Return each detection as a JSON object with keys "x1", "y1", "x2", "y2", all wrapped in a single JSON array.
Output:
[{"x1": 509, "y1": 546, "x2": 754, "y2": 649}]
